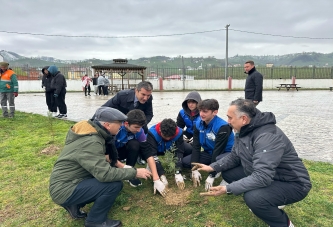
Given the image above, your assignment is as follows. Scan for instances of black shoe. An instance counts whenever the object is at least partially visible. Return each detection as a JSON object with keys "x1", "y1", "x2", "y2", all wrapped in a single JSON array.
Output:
[
  {"x1": 63, "y1": 205, "x2": 87, "y2": 219},
  {"x1": 57, "y1": 114, "x2": 67, "y2": 118},
  {"x1": 126, "y1": 178, "x2": 142, "y2": 187},
  {"x1": 85, "y1": 219, "x2": 122, "y2": 227}
]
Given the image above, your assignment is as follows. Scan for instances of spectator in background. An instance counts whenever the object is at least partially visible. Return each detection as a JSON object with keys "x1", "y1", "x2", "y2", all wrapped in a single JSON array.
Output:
[
  {"x1": 82, "y1": 74, "x2": 91, "y2": 96},
  {"x1": 48, "y1": 65, "x2": 67, "y2": 118},
  {"x1": 244, "y1": 60, "x2": 263, "y2": 106},
  {"x1": 97, "y1": 73, "x2": 108, "y2": 96},
  {"x1": 92, "y1": 73, "x2": 99, "y2": 95},
  {"x1": 41, "y1": 66, "x2": 57, "y2": 116},
  {"x1": 0, "y1": 62, "x2": 18, "y2": 118}
]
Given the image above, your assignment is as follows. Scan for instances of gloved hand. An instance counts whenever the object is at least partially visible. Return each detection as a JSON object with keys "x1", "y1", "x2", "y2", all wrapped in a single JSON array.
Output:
[
  {"x1": 153, "y1": 179, "x2": 167, "y2": 197},
  {"x1": 53, "y1": 93, "x2": 58, "y2": 98},
  {"x1": 160, "y1": 175, "x2": 168, "y2": 187},
  {"x1": 123, "y1": 165, "x2": 132, "y2": 168},
  {"x1": 13, "y1": 92, "x2": 18, "y2": 97},
  {"x1": 191, "y1": 170, "x2": 202, "y2": 187},
  {"x1": 205, "y1": 175, "x2": 215, "y2": 191},
  {"x1": 175, "y1": 173, "x2": 185, "y2": 190}
]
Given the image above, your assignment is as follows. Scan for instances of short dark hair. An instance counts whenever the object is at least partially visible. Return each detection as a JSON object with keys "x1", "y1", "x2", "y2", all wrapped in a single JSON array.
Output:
[
  {"x1": 160, "y1": 118, "x2": 177, "y2": 137},
  {"x1": 198, "y1": 99, "x2": 219, "y2": 111},
  {"x1": 137, "y1": 81, "x2": 153, "y2": 92},
  {"x1": 126, "y1": 109, "x2": 146, "y2": 126},
  {"x1": 245, "y1": 60, "x2": 254, "y2": 65},
  {"x1": 230, "y1": 98, "x2": 256, "y2": 118}
]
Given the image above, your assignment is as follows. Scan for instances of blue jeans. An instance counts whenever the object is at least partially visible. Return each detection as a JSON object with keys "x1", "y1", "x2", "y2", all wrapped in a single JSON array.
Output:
[
  {"x1": 61, "y1": 178, "x2": 123, "y2": 223},
  {"x1": 222, "y1": 165, "x2": 311, "y2": 227}
]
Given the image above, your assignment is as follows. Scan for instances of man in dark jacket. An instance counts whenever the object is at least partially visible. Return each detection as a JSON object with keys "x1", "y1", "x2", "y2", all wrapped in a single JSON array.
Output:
[
  {"x1": 194, "y1": 98, "x2": 311, "y2": 227},
  {"x1": 244, "y1": 60, "x2": 263, "y2": 105},
  {"x1": 41, "y1": 66, "x2": 57, "y2": 115},
  {"x1": 100, "y1": 80, "x2": 154, "y2": 165},
  {"x1": 101, "y1": 81, "x2": 153, "y2": 133},
  {"x1": 49, "y1": 107, "x2": 152, "y2": 227},
  {"x1": 48, "y1": 65, "x2": 67, "y2": 118}
]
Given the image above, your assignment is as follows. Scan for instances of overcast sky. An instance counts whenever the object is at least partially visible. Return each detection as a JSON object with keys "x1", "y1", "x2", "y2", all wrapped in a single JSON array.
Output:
[{"x1": 1, "y1": 0, "x2": 332, "y2": 60}]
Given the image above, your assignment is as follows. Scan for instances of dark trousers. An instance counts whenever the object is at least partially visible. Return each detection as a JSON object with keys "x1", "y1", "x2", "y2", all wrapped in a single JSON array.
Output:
[
  {"x1": 182, "y1": 151, "x2": 230, "y2": 168},
  {"x1": 103, "y1": 86, "x2": 109, "y2": 95},
  {"x1": 45, "y1": 92, "x2": 57, "y2": 112},
  {"x1": 222, "y1": 165, "x2": 310, "y2": 227},
  {"x1": 55, "y1": 89, "x2": 67, "y2": 114},
  {"x1": 98, "y1": 85, "x2": 104, "y2": 95},
  {"x1": 155, "y1": 142, "x2": 193, "y2": 176},
  {"x1": 84, "y1": 85, "x2": 91, "y2": 95},
  {"x1": 61, "y1": 178, "x2": 123, "y2": 223},
  {"x1": 117, "y1": 139, "x2": 140, "y2": 167}
]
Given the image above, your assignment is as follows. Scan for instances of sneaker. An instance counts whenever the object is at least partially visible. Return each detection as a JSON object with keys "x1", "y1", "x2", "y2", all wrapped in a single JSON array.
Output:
[
  {"x1": 126, "y1": 178, "x2": 142, "y2": 187},
  {"x1": 219, "y1": 179, "x2": 229, "y2": 186},
  {"x1": 57, "y1": 114, "x2": 67, "y2": 118},
  {"x1": 137, "y1": 157, "x2": 146, "y2": 165},
  {"x1": 119, "y1": 159, "x2": 127, "y2": 163}
]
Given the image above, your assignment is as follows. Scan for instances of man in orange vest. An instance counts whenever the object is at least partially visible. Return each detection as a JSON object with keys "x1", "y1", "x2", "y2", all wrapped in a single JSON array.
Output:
[{"x1": 0, "y1": 62, "x2": 18, "y2": 118}]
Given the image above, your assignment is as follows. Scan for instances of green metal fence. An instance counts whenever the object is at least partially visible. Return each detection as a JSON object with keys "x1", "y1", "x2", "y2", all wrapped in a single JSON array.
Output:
[{"x1": 8, "y1": 65, "x2": 333, "y2": 80}]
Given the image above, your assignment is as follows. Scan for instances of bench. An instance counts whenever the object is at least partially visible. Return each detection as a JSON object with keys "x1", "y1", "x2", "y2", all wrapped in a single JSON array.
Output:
[
  {"x1": 277, "y1": 84, "x2": 301, "y2": 91},
  {"x1": 108, "y1": 85, "x2": 120, "y2": 94},
  {"x1": 330, "y1": 87, "x2": 333, "y2": 91}
]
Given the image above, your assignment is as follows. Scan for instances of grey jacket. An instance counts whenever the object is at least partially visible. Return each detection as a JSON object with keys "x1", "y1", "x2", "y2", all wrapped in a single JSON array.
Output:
[{"x1": 210, "y1": 109, "x2": 311, "y2": 195}]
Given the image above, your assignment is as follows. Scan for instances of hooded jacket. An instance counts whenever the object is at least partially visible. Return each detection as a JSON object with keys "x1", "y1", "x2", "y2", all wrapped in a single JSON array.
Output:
[
  {"x1": 176, "y1": 91, "x2": 202, "y2": 138},
  {"x1": 210, "y1": 109, "x2": 312, "y2": 196},
  {"x1": 48, "y1": 65, "x2": 67, "y2": 95},
  {"x1": 49, "y1": 120, "x2": 136, "y2": 205},
  {"x1": 41, "y1": 66, "x2": 54, "y2": 92},
  {"x1": 244, "y1": 67, "x2": 263, "y2": 102}
]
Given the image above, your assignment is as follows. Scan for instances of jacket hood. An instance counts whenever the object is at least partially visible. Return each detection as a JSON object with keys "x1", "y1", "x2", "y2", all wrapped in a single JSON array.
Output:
[
  {"x1": 182, "y1": 91, "x2": 202, "y2": 111},
  {"x1": 239, "y1": 109, "x2": 276, "y2": 137},
  {"x1": 48, "y1": 65, "x2": 59, "y2": 76},
  {"x1": 65, "y1": 120, "x2": 111, "y2": 145},
  {"x1": 42, "y1": 66, "x2": 49, "y2": 75}
]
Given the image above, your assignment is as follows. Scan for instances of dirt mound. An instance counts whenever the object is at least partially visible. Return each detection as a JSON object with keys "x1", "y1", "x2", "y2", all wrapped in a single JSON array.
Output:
[
  {"x1": 164, "y1": 188, "x2": 192, "y2": 206},
  {"x1": 40, "y1": 145, "x2": 60, "y2": 155}
]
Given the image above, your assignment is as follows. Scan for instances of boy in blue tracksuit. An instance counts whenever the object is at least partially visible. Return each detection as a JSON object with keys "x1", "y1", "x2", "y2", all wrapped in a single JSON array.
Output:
[
  {"x1": 176, "y1": 91, "x2": 202, "y2": 140},
  {"x1": 105, "y1": 109, "x2": 147, "y2": 187},
  {"x1": 182, "y1": 99, "x2": 234, "y2": 191},
  {"x1": 140, "y1": 118, "x2": 192, "y2": 197}
]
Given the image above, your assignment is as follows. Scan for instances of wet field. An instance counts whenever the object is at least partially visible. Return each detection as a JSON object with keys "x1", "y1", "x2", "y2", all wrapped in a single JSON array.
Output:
[{"x1": 16, "y1": 90, "x2": 333, "y2": 164}]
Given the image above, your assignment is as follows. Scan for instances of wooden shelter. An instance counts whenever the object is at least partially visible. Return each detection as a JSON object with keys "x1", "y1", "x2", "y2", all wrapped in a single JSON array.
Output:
[{"x1": 91, "y1": 59, "x2": 146, "y2": 92}]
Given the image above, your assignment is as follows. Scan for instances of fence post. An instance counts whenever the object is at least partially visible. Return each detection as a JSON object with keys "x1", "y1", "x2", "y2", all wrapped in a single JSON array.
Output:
[
  {"x1": 331, "y1": 67, "x2": 333, "y2": 79},
  {"x1": 313, "y1": 66, "x2": 316, "y2": 79},
  {"x1": 228, "y1": 76, "x2": 232, "y2": 90},
  {"x1": 294, "y1": 66, "x2": 297, "y2": 78},
  {"x1": 271, "y1": 67, "x2": 273, "y2": 79}
]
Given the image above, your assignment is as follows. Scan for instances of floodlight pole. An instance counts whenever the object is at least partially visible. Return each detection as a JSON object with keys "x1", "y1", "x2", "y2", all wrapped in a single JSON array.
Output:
[{"x1": 225, "y1": 24, "x2": 230, "y2": 80}]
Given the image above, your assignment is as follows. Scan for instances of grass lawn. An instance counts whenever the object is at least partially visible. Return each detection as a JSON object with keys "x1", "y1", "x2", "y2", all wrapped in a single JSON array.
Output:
[{"x1": 0, "y1": 111, "x2": 332, "y2": 227}]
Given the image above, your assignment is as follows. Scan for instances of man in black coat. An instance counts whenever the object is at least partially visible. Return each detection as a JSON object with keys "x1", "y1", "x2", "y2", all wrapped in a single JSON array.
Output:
[
  {"x1": 41, "y1": 66, "x2": 57, "y2": 115},
  {"x1": 101, "y1": 81, "x2": 153, "y2": 133},
  {"x1": 244, "y1": 60, "x2": 263, "y2": 106},
  {"x1": 99, "y1": 81, "x2": 153, "y2": 165},
  {"x1": 48, "y1": 65, "x2": 67, "y2": 118}
]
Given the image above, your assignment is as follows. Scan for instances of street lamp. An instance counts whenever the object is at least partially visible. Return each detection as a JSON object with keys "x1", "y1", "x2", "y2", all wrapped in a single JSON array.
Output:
[{"x1": 225, "y1": 24, "x2": 230, "y2": 80}]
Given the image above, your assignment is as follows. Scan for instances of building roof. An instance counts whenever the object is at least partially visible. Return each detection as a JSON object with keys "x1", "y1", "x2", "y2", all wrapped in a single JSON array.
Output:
[{"x1": 91, "y1": 59, "x2": 146, "y2": 71}]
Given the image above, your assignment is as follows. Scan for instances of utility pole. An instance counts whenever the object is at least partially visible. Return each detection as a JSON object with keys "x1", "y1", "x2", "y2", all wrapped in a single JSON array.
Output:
[
  {"x1": 182, "y1": 56, "x2": 186, "y2": 90},
  {"x1": 225, "y1": 24, "x2": 230, "y2": 80}
]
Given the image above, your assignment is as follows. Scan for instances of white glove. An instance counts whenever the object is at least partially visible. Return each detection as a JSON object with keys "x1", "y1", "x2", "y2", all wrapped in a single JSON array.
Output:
[
  {"x1": 123, "y1": 165, "x2": 132, "y2": 168},
  {"x1": 175, "y1": 173, "x2": 185, "y2": 190},
  {"x1": 205, "y1": 175, "x2": 215, "y2": 191},
  {"x1": 160, "y1": 175, "x2": 169, "y2": 187},
  {"x1": 191, "y1": 170, "x2": 202, "y2": 187},
  {"x1": 153, "y1": 179, "x2": 167, "y2": 197}
]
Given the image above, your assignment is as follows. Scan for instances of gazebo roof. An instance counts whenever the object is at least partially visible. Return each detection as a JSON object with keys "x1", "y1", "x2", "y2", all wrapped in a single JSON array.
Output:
[{"x1": 91, "y1": 59, "x2": 146, "y2": 71}]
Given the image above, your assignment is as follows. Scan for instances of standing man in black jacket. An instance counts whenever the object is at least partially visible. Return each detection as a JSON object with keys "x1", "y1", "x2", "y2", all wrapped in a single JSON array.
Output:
[
  {"x1": 244, "y1": 60, "x2": 263, "y2": 106},
  {"x1": 41, "y1": 66, "x2": 57, "y2": 115},
  {"x1": 48, "y1": 65, "x2": 67, "y2": 118}
]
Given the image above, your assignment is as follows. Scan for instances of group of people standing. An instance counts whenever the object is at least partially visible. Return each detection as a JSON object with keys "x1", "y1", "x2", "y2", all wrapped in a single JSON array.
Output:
[
  {"x1": 49, "y1": 61, "x2": 311, "y2": 227},
  {"x1": 82, "y1": 72, "x2": 110, "y2": 96},
  {"x1": 41, "y1": 66, "x2": 68, "y2": 118}
]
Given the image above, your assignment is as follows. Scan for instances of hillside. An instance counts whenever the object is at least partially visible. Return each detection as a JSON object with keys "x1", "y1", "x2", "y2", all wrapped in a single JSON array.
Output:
[{"x1": 1, "y1": 50, "x2": 333, "y2": 68}]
